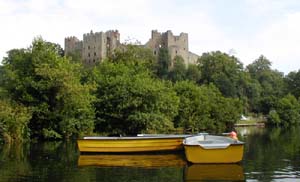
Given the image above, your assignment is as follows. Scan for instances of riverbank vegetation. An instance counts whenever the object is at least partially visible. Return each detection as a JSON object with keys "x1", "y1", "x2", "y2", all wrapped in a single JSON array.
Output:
[{"x1": 1, "y1": 38, "x2": 300, "y2": 142}]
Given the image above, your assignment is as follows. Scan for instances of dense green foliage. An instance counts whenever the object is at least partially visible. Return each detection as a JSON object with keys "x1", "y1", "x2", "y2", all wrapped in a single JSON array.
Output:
[
  {"x1": 198, "y1": 51, "x2": 244, "y2": 98},
  {"x1": 0, "y1": 100, "x2": 31, "y2": 143},
  {"x1": 1, "y1": 38, "x2": 300, "y2": 142},
  {"x1": 168, "y1": 56, "x2": 187, "y2": 82},
  {"x1": 0, "y1": 38, "x2": 95, "y2": 141},
  {"x1": 246, "y1": 56, "x2": 285, "y2": 114},
  {"x1": 110, "y1": 45, "x2": 156, "y2": 69},
  {"x1": 157, "y1": 48, "x2": 171, "y2": 79},
  {"x1": 174, "y1": 81, "x2": 242, "y2": 133},
  {"x1": 285, "y1": 70, "x2": 300, "y2": 98},
  {"x1": 268, "y1": 94, "x2": 300, "y2": 126},
  {"x1": 92, "y1": 62, "x2": 179, "y2": 135}
]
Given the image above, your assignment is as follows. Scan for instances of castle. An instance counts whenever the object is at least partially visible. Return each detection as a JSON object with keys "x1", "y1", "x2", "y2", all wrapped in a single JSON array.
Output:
[
  {"x1": 65, "y1": 30, "x2": 120, "y2": 65},
  {"x1": 64, "y1": 30, "x2": 199, "y2": 65}
]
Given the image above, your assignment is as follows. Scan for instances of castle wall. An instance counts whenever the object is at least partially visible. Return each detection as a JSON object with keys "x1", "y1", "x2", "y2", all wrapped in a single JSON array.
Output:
[
  {"x1": 187, "y1": 52, "x2": 199, "y2": 65},
  {"x1": 105, "y1": 30, "x2": 120, "y2": 55},
  {"x1": 82, "y1": 31, "x2": 105, "y2": 65},
  {"x1": 64, "y1": 36, "x2": 82, "y2": 56},
  {"x1": 145, "y1": 30, "x2": 196, "y2": 67},
  {"x1": 65, "y1": 29, "x2": 198, "y2": 67},
  {"x1": 65, "y1": 30, "x2": 120, "y2": 65}
]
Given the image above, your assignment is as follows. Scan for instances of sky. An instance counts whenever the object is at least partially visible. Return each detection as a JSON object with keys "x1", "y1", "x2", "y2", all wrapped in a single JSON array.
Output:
[{"x1": 1, "y1": 0, "x2": 300, "y2": 74}]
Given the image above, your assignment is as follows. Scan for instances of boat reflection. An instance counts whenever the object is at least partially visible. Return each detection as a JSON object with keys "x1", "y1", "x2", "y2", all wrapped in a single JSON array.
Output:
[
  {"x1": 78, "y1": 153, "x2": 187, "y2": 168},
  {"x1": 185, "y1": 164, "x2": 245, "y2": 181}
]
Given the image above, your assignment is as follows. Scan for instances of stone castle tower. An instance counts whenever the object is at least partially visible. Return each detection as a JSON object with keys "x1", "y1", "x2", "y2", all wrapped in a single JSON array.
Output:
[
  {"x1": 65, "y1": 30, "x2": 120, "y2": 65},
  {"x1": 145, "y1": 30, "x2": 199, "y2": 65},
  {"x1": 65, "y1": 30, "x2": 198, "y2": 65}
]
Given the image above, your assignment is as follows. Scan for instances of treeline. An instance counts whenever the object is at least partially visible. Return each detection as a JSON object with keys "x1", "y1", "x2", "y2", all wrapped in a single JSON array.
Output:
[{"x1": 0, "y1": 38, "x2": 299, "y2": 142}]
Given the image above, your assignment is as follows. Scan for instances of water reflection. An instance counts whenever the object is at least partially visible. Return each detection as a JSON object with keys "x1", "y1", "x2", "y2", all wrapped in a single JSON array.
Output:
[
  {"x1": 237, "y1": 126, "x2": 300, "y2": 181},
  {"x1": 78, "y1": 154, "x2": 186, "y2": 168},
  {"x1": 1, "y1": 126, "x2": 300, "y2": 181},
  {"x1": 185, "y1": 164, "x2": 245, "y2": 181},
  {"x1": 78, "y1": 154, "x2": 246, "y2": 181}
]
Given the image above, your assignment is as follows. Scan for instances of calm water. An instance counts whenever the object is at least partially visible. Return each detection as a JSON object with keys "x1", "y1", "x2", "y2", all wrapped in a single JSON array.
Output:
[{"x1": 0, "y1": 126, "x2": 300, "y2": 182}]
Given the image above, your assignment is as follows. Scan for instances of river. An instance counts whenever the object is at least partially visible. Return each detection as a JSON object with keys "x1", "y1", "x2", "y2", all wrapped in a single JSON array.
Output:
[{"x1": 0, "y1": 126, "x2": 300, "y2": 181}]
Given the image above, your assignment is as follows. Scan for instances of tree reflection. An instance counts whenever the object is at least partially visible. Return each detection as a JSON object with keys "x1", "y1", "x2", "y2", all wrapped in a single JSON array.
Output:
[{"x1": 242, "y1": 126, "x2": 300, "y2": 180}]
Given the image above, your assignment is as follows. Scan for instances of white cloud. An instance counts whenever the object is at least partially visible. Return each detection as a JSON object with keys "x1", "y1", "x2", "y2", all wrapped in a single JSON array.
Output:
[
  {"x1": 257, "y1": 12, "x2": 300, "y2": 72},
  {"x1": 1, "y1": 0, "x2": 300, "y2": 74},
  {"x1": 233, "y1": 12, "x2": 300, "y2": 73}
]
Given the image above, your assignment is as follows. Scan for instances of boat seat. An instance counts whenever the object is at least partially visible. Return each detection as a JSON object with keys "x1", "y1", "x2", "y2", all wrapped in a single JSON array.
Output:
[
  {"x1": 198, "y1": 142, "x2": 231, "y2": 149},
  {"x1": 198, "y1": 141, "x2": 213, "y2": 144}
]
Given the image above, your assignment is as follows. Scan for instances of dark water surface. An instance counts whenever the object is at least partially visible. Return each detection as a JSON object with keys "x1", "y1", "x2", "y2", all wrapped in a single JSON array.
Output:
[{"x1": 0, "y1": 126, "x2": 300, "y2": 182}]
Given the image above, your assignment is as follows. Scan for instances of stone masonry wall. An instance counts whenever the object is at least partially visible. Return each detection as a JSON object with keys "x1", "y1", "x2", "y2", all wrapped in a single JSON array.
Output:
[
  {"x1": 65, "y1": 30, "x2": 120, "y2": 65},
  {"x1": 65, "y1": 30, "x2": 198, "y2": 66}
]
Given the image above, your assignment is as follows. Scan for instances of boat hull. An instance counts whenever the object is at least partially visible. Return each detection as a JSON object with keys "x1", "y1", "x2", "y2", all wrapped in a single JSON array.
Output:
[
  {"x1": 184, "y1": 144, "x2": 244, "y2": 163},
  {"x1": 78, "y1": 136, "x2": 188, "y2": 153}
]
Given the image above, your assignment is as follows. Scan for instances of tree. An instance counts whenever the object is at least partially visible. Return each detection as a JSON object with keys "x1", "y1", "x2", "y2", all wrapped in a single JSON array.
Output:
[
  {"x1": 173, "y1": 81, "x2": 242, "y2": 133},
  {"x1": 247, "y1": 55, "x2": 272, "y2": 78},
  {"x1": 157, "y1": 48, "x2": 171, "y2": 79},
  {"x1": 168, "y1": 56, "x2": 186, "y2": 82},
  {"x1": 1, "y1": 38, "x2": 95, "y2": 140},
  {"x1": 246, "y1": 55, "x2": 285, "y2": 114},
  {"x1": 65, "y1": 50, "x2": 82, "y2": 63},
  {"x1": 285, "y1": 70, "x2": 300, "y2": 98},
  {"x1": 237, "y1": 72, "x2": 262, "y2": 113},
  {"x1": 45, "y1": 42, "x2": 64, "y2": 57},
  {"x1": 93, "y1": 62, "x2": 179, "y2": 135},
  {"x1": 268, "y1": 94, "x2": 300, "y2": 126},
  {"x1": 0, "y1": 100, "x2": 31, "y2": 143},
  {"x1": 110, "y1": 44, "x2": 156, "y2": 69},
  {"x1": 186, "y1": 64, "x2": 201, "y2": 82},
  {"x1": 198, "y1": 51, "x2": 244, "y2": 97}
]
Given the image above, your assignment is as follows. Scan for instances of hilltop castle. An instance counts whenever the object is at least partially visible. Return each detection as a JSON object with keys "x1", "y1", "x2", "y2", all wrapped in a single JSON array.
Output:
[
  {"x1": 65, "y1": 30, "x2": 120, "y2": 65},
  {"x1": 64, "y1": 30, "x2": 199, "y2": 65}
]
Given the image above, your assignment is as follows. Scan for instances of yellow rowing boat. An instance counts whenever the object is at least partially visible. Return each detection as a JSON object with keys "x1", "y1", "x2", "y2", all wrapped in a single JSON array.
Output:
[
  {"x1": 183, "y1": 134, "x2": 244, "y2": 163},
  {"x1": 77, "y1": 135, "x2": 190, "y2": 153}
]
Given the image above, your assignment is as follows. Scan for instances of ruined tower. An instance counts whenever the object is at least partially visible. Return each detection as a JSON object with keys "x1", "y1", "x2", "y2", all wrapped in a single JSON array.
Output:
[
  {"x1": 65, "y1": 30, "x2": 120, "y2": 65},
  {"x1": 145, "y1": 30, "x2": 199, "y2": 65},
  {"x1": 64, "y1": 36, "x2": 83, "y2": 56}
]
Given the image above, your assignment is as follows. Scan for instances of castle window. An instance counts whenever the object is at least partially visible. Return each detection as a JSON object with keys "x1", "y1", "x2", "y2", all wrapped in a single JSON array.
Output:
[
  {"x1": 176, "y1": 50, "x2": 178, "y2": 54},
  {"x1": 93, "y1": 59, "x2": 95, "y2": 63},
  {"x1": 88, "y1": 46, "x2": 90, "y2": 50},
  {"x1": 88, "y1": 53, "x2": 90, "y2": 57},
  {"x1": 94, "y1": 52, "x2": 96, "y2": 56},
  {"x1": 154, "y1": 50, "x2": 156, "y2": 55}
]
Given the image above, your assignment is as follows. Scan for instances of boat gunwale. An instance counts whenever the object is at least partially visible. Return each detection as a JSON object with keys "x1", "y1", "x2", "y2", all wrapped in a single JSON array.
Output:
[
  {"x1": 183, "y1": 135, "x2": 245, "y2": 148},
  {"x1": 80, "y1": 135, "x2": 191, "y2": 140},
  {"x1": 183, "y1": 142, "x2": 244, "y2": 147}
]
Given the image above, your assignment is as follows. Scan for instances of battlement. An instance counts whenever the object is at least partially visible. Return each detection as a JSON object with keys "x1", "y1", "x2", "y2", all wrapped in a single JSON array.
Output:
[
  {"x1": 65, "y1": 36, "x2": 80, "y2": 41},
  {"x1": 145, "y1": 30, "x2": 197, "y2": 65},
  {"x1": 83, "y1": 30, "x2": 102, "y2": 38},
  {"x1": 65, "y1": 29, "x2": 198, "y2": 66},
  {"x1": 65, "y1": 30, "x2": 121, "y2": 65}
]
